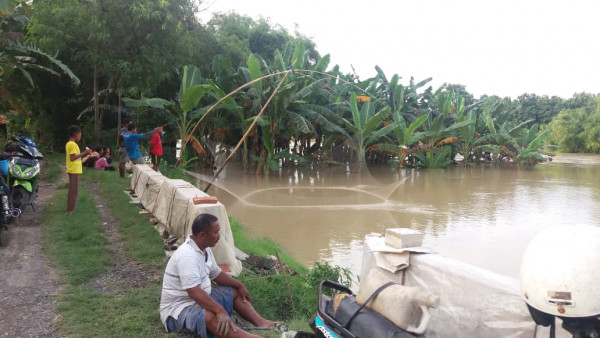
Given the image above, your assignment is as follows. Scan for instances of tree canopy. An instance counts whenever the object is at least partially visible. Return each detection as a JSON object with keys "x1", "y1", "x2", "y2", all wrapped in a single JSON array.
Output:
[{"x1": 0, "y1": 2, "x2": 597, "y2": 165}]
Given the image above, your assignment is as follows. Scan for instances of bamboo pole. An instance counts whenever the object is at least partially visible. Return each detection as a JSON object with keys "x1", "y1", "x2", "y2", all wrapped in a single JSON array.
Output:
[
  {"x1": 203, "y1": 70, "x2": 291, "y2": 192},
  {"x1": 175, "y1": 69, "x2": 291, "y2": 167}
]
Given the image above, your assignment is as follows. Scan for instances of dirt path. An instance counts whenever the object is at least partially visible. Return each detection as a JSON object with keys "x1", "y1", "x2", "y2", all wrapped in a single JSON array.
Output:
[
  {"x1": 0, "y1": 175, "x2": 159, "y2": 337},
  {"x1": 0, "y1": 180, "x2": 62, "y2": 337},
  {"x1": 86, "y1": 181, "x2": 159, "y2": 292}
]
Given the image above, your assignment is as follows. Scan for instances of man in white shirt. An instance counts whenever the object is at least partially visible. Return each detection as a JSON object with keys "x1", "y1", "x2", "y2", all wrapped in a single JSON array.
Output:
[{"x1": 160, "y1": 213, "x2": 277, "y2": 337}]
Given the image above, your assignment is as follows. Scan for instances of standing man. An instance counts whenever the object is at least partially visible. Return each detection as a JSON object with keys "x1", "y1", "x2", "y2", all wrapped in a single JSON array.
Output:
[
  {"x1": 118, "y1": 119, "x2": 131, "y2": 178},
  {"x1": 160, "y1": 214, "x2": 278, "y2": 337},
  {"x1": 123, "y1": 123, "x2": 154, "y2": 165},
  {"x1": 150, "y1": 125, "x2": 163, "y2": 171},
  {"x1": 65, "y1": 125, "x2": 91, "y2": 214}
]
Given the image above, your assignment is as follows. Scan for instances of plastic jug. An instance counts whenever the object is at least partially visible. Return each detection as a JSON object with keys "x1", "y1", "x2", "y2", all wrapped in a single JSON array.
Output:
[{"x1": 356, "y1": 268, "x2": 439, "y2": 335}]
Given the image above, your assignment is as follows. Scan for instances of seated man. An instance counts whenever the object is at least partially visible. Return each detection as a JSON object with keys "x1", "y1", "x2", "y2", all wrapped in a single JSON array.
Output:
[{"x1": 160, "y1": 213, "x2": 277, "y2": 337}]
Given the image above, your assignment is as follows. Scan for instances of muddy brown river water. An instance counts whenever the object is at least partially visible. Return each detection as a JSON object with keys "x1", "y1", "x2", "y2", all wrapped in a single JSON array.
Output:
[{"x1": 190, "y1": 153, "x2": 600, "y2": 279}]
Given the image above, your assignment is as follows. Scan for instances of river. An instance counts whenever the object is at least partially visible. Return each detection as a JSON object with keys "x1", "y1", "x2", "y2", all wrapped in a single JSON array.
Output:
[{"x1": 190, "y1": 153, "x2": 600, "y2": 279}]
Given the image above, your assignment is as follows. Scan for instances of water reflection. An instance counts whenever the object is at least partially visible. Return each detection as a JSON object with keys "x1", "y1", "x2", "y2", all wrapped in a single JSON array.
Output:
[{"x1": 190, "y1": 154, "x2": 600, "y2": 278}]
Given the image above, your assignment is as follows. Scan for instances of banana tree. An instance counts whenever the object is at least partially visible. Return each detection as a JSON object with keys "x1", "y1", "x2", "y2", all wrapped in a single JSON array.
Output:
[
  {"x1": 341, "y1": 93, "x2": 398, "y2": 173},
  {"x1": 240, "y1": 44, "x2": 345, "y2": 174},
  {"x1": 513, "y1": 124, "x2": 554, "y2": 168},
  {"x1": 479, "y1": 97, "x2": 539, "y2": 164},
  {"x1": 414, "y1": 145, "x2": 454, "y2": 169},
  {"x1": 449, "y1": 100, "x2": 494, "y2": 166},
  {"x1": 375, "y1": 112, "x2": 429, "y2": 169},
  {"x1": 421, "y1": 91, "x2": 473, "y2": 148}
]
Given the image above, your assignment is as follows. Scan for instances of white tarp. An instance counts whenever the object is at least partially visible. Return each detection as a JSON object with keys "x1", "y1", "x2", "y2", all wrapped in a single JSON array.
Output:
[
  {"x1": 185, "y1": 193, "x2": 242, "y2": 276},
  {"x1": 139, "y1": 174, "x2": 169, "y2": 211},
  {"x1": 128, "y1": 165, "x2": 242, "y2": 276},
  {"x1": 134, "y1": 169, "x2": 163, "y2": 205},
  {"x1": 362, "y1": 235, "x2": 539, "y2": 338},
  {"x1": 151, "y1": 178, "x2": 242, "y2": 276},
  {"x1": 130, "y1": 164, "x2": 154, "y2": 192},
  {"x1": 151, "y1": 179, "x2": 197, "y2": 229}
]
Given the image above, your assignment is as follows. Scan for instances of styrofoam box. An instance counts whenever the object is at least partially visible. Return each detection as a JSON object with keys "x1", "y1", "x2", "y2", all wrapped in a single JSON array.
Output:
[{"x1": 385, "y1": 228, "x2": 424, "y2": 249}]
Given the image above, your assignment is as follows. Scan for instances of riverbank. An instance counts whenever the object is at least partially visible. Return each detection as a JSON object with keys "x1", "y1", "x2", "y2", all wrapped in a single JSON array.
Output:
[{"x1": 29, "y1": 154, "x2": 352, "y2": 336}]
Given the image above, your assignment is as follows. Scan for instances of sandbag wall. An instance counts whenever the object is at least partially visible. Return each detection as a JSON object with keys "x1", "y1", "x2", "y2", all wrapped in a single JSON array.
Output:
[{"x1": 131, "y1": 165, "x2": 242, "y2": 276}]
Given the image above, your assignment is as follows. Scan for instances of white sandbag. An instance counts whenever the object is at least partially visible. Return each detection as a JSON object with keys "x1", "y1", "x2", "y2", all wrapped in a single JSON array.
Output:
[
  {"x1": 152, "y1": 179, "x2": 242, "y2": 276},
  {"x1": 185, "y1": 196, "x2": 242, "y2": 276},
  {"x1": 134, "y1": 169, "x2": 163, "y2": 202},
  {"x1": 139, "y1": 174, "x2": 169, "y2": 211},
  {"x1": 151, "y1": 179, "x2": 196, "y2": 229},
  {"x1": 130, "y1": 164, "x2": 153, "y2": 191}
]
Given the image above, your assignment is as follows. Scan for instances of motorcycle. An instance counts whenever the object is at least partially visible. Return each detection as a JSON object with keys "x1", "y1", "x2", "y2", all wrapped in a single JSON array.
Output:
[
  {"x1": 0, "y1": 152, "x2": 21, "y2": 245},
  {"x1": 296, "y1": 280, "x2": 421, "y2": 338},
  {"x1": 4, "y1": 135, "x2": 44, "y2": 213}
]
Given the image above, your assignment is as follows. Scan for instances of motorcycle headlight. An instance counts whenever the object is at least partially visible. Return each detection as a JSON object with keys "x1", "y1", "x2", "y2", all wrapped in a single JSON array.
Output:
[
  {"x1": 23, "y1": 169, "x2": 34, "y2": 178},
  {"x1": 8, "y1": 162, "x2": 18, "y2": 175}
]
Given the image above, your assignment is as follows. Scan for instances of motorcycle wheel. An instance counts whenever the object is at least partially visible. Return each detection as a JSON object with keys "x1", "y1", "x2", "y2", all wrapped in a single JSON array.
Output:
[{"x1": 11, "y1": 186, "x2": 30, "y2": 211}]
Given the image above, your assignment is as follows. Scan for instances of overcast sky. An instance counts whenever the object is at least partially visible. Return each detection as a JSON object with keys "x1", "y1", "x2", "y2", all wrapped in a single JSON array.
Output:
[{"x1": 198, "y1": 0, "x2": 600, "y2": 99}]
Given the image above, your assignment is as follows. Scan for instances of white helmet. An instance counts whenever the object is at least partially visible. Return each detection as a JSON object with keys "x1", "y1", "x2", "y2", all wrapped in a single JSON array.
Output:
[{"x1": 520, "y1": 224, "x2": 600, "y2": 318}]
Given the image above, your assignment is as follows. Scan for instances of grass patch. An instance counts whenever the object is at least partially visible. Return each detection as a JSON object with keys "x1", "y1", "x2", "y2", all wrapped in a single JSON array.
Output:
[
  {"x1": 42, "y1": 158, "x2": 352, "y2": 336},
  {"x1": 158, "y1": 161, "x2": 193, "y2": 180},
  {"x1": 82, "y1": 169, "x2": 165, "y2": 270},
  {"x1": 230, "y1": 218, "x2": 308, "y2": 274},
  {"x1": 40, "y1": 152, "x2": 64, "y2": 183},
  {"x1": 42, "y1": 162, "x2": 167, "y2": 336},
  {"x1": 43, "y1": 186, "x2": 111, "y2": 284},
  {"x1": 55, "y1": 283, "x2": 165, "y2": 337}
]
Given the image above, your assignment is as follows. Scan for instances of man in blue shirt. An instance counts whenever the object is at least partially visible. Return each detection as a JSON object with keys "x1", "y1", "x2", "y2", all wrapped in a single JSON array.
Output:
[{"x1": 124, "y1": 123, "x2": 155, "y2": 164}]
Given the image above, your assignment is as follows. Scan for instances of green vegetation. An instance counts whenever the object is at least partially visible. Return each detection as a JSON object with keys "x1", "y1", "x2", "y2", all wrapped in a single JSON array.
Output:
[
  {"x1": 44, "y1": 186, "x2": 112, "y2": 284},
  {"x1": 40, "y1": 152, "x2": 64, "y2": 183},
  {"x1": 43, "y1": 168, "x2": 166, "y2": 336},
  {"x1": 546, "y1": 95, "x2": 600, "y2": 153},
  {"x1": 86, "y1": 169, "x2": 166, "y2": 268},
  {"x1": 5, "y1": 0, "x2": 592, "y2": 175}
]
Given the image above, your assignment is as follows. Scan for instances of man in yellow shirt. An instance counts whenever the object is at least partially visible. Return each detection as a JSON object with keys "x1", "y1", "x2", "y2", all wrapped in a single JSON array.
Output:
[{"x1": 66, "y1": 125, "x2": 91, "y2": 214}]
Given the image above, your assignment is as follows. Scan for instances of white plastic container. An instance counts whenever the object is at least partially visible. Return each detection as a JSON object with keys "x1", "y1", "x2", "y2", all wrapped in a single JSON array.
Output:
[{"x1": 356, "y1": 268, "x2": 439, "y2": 334}]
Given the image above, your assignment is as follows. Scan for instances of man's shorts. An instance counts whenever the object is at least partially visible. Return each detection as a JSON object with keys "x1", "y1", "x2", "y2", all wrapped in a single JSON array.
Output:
[
  {"x1": 166, "y1": 286, "x2": 233, "y2": 338},
  {"x1": 131, "y1": 157, "x2": 145, "y2": 165},
  {"x1": 151, "y1": 154, "x2": 162, "y2": 165}
]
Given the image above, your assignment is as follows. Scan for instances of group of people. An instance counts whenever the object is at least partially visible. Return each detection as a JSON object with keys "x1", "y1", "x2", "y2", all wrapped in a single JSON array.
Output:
[
  {"x1": 82, "y1": 146, "x2": 115, "y2": 171},
  {"x1": 65, "y1": 121, "x2": 165, "y2": 213},
  {"x1": 118, "y1": 120, "x2": 164, "y2": 177}
]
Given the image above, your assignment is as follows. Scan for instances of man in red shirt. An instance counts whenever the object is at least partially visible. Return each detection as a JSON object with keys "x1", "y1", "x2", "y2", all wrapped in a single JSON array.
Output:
[{"x1": 150, "y1": 125, "x2": 163, "y2": 171}]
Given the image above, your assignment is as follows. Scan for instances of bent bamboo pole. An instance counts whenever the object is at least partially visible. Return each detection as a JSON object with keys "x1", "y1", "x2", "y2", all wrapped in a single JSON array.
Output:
[
  {"x1": 175, "y1": 69, "x2": 292, "y2": 167},
  {"x1": 203, "y1": 70, "x2": 291, "y2": 192}
]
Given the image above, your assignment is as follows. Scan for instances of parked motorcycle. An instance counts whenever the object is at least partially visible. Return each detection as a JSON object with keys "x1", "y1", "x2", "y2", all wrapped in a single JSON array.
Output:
[
  {"x1": 0, "y1": 152, "x2": 21, "y2": 245},
  {"x1": 4, "y1": 135, "x2": 44, "y2": 213}
]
